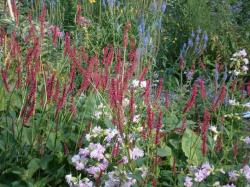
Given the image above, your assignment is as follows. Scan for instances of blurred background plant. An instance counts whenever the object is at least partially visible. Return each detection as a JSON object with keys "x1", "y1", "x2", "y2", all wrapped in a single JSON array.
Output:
[{"x1": 0, "y1": 0, "x2": 250, "y2": 186}]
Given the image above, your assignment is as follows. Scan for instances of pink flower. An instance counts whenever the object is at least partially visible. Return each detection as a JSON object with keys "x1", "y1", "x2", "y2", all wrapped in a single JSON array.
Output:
[
  {"x1": 130, "y1": 147, "x2": 144, "y2": 160},
  {"x1": 89, "y1": 143, "x2": 105, "y2": 161}
]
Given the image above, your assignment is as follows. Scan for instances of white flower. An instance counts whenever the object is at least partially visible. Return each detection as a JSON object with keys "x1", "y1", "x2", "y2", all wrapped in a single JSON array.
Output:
[
  {"x1": 123, "y1": 98, "x2": 130, "y2": 107},
  {"x1": 209, "y1": 126, "x2": 219, "y2": 141},
  {"x1": 122, "y1": 156, "x2": 129, "y2": 164},
  {"x1": 228, "y1": 99, "x2": 239, "y2": 106},
  {"x1": 130, "y1": 147, "x2": 144, "y2": 160},
  {"x1": 243, "y1": 102, "x2": 250, "y2": 108},
  {"x1": 131, "y1": 80, "x2": 140, "y2": 87},
  {"x1": 233, "y1": 52, "x2": 240, "y2": 57},
  {"x1": 97, "y1": 103, "x2": 104, "y2": 109},
  {"x1": 243, "y1": 111, "x2": 250, "y2": 119},
  {"x1": 223, "y1": 184, "x2": 236, "y2": 187},
  {"x1": 209, "y1": 126, "x2": 218, "y2": 134},
  {"x1": 105, "y1": 129, "x2": 119, "y2": 142},
  {"x1": 243, "y1": 136, "x2": 250, "y2": 145},
  {"x1": 94, "y1": 111, "x2": 102, "y2": 119},
  {"x1": 92, "y1": 126, "x2": 103, "y2": 136},
  {"x1": 233, "y1": 70, "x2": 240, "y2": 76},
  {"x1": 242, "y1": 65, "x2": 249, "y2": 72},
  {"x1": 86, "y1": 134, "x2": 91, "y2": 141},
  {"x1": 213, "y1": 181, "x2": 220, "y2": 186},
  {"x1": 184, "y1": 176, "x2": 193, "y2": 187},
  {"x1": 243, "y1": 58, "x2": 249, "y2": 65},
  {"x1": 65, "y1": 174, "x2": 73, "y2": 184},
  {"x1": 132, "y1": 115, "x2": 140, "y2": 123},
  {"x1": 140, "y1": 81, "x2": 147, "y2": 88},
  {"x1": 138, "y1": 166, "x2": 148, "y2": 178},
  {"x1": 239, "y1": 49, "x2": 247, "y2": 57},
  {"x1": 219, "y1": 168, "x2": 226, "y2": 174}
]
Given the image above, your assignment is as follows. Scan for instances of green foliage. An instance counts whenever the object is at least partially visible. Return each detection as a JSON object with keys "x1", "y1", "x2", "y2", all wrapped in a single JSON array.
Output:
[{"x1": 182, "y1": 128, "x2": 203, "y2": 166}]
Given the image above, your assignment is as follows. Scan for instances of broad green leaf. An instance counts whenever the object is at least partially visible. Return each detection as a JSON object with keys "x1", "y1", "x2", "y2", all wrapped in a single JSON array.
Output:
[
  {"x1": 27, "y1": 158, "x2": 41, "y2": 177},
  {"x1": 157, "y1": 146, "x2": 172, "y2": 157},
  {"x1": 182, "y1": 128, "x2": 203, "y2": 165},
  {"x1": 83, "y1": 93, "x2": 96, "y2": 119}
]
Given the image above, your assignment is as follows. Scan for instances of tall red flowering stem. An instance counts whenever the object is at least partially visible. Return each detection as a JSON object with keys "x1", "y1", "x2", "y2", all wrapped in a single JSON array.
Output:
[{"x1": 201, "y1": 108, "x2": 211, "y2": 156}]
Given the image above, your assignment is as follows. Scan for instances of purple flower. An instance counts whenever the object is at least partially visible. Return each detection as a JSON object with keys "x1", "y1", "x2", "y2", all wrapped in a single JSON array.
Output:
[
  {"x1": 79, "y1": 148, "x2": 90, "y2": 157},
  {"x1": 161, "y1": 1, "x2": 167, "y2": 13},
  {"x1": 86, "y1": 166, "x2": 101, "y2": 178},
  {"x1": 203, "y1": 32, "x2": 208, "y2": 42},
  {"x1": 197, "y1": 27, "x2": 202, "y2": 34},
  {"x1": 138, "y1": 18, "x2": 145, "y2": 35},
  {"x1": 150, "y1": 1, "x2": 157, "y2": 12},
  {"x1": 228, "y1": 170, "x2": 239, "y2": 181},
  {"x1": 242, "y1": 165, "x2": 250, "y2": 182},
  {"x1": 188, "y1": 38, "x2": 193, "y2": 47},
  {"x1": 71, "y1": 154, "x2": 80, "y2": 164},
  {"x1": 130, "y1": 147, "x2": 144, "y2": 160},
  {"x1": 107, "y1": 0, "x2": 115, "y2": 8},
  {"x1": 78, "y1": 178, "x2": 93, "y2": 187},
  {"x1": 76, "y1": 162, "x2": 85, "y2": 170},
  {"x1": 98, "y1": 159, "x2": 109, "y2": 170},
  {"x1": 191, "y1": 31, "x2": 195, "y2": 37},
  {"x1": 143, "y1": 31, "x2": 150, "y2": 48},
  {"x1": 194, "y1": 162, "x2": 213, "y2": 182},
  {"x1": 184, "y1": 176, "x2": 193, "y2": 187},
  {"x1": 243, "y1": 136, "x2": 250, "y2": 145},
  {"x1": 89, "y1": 143, "x2": 105, "y2": 161},
  {"x1": 223, "y1": 184, "x2": 236, "y2": 187}
]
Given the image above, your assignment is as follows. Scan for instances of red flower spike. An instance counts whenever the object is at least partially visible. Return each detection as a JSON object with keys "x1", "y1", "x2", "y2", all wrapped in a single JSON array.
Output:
[
  {"x1": 115, "y1": 48, "x2": 122, "y2": 74},
  {"x1": 183, "y1": 84, "x2": 198, "y2": 113},
  {"x1": 212, "y1": 84, "x2": 226, "y2": 109},
  {"x1": 70, "y1": 96, "x2": 77, "y2": 118},
  {"x1": 147, "y1": 106, "x2": 154, "y2": 136},
  {"x1": 129, "y1": 89, "x2": 135, "y2": 121},
  {"x1": 64, "y1": 32, "x2": 71, "y2": 56},
  {"x1": 39, "y1": 2, "x2": 47, "y2": 38},
  {"x1": 198, "y1": 78, "x2": 206, "y2": 101},
  {"x1": 165, "y1": 91, "x2": 170, "y2": 110},
  {"x1": 55, "y1": 84, "x2": 68, "y2": 119},
  {"x1": 123, "y1": 22, "x2": 131, "y2": 49},
  {"x1": 53, "y1": 79, "x2": 60, "y2": 102},
  {"x1": 139, "y1": 67, "x2": 148, "y2": 82},
  {"x1": 1, "y1": 68, "x2": 10, "y2": 92},
  {"x1": 247, "y1": 80, "x2": 250, "y2": 96},
  {"x1": 233, "y1": 143, "x2": 238, "y2": 159},
  {"x1": 215, "y1": 136, "x2": 222, "y2": 152},
  {"x1": 11, "y1": 0, "x2": 19, "y2": 26},
  {"x1": 76, "y1": 3, "x2": 81, "y2": 25},
  {"x1": 201, "y1": 108, "x2": 211, "y2": 156},
  {"x1": 143, "y1": 80, "x2": 150, "y2": 105},
  {"x1": 155, "y1": 111, "x2": 163, "y2": 145},
  {"x1": 179, "y1": 55, "x2": 185, "y2": 70}
]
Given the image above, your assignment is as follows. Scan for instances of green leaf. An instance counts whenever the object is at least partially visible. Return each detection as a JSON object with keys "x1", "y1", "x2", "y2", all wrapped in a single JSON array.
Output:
[
  {"x1": 157, "y1": 146, "x2": 172, "y2": 157},
  {"x1": 0, "y1": 87, "x2": 7, "y2": 111},
  {"x1": 182, "y1": 128, "x2": 203, "y2": 165},
  {"x1": 104, "y1": 118, "x2": 114, "y2": 129},
  {"x1": 83, "y1": 93, "x2": 96, "y2": 119},
  {"x1": 27, "y1": 158, "x2": 41, "y2": 177}
]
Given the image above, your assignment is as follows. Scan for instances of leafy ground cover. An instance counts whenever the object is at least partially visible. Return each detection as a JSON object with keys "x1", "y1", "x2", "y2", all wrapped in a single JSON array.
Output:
[{"x1": 0, "y1": 0, "x2": 250, "y2": 187}]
